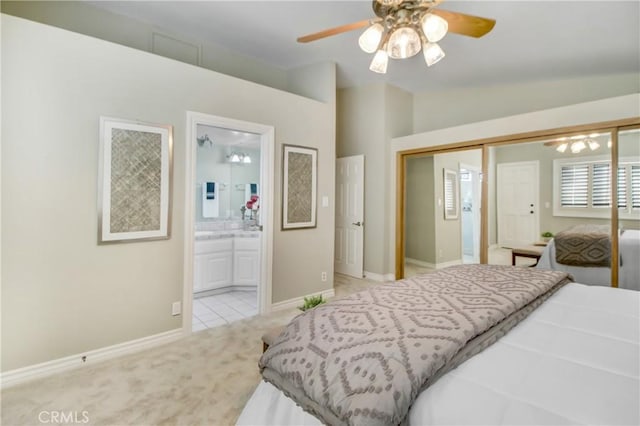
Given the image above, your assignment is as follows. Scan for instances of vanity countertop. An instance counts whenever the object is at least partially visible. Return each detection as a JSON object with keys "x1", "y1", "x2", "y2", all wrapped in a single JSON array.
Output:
[{"x1": 195, "y1": 230, "x2": 260, "y2": 240}]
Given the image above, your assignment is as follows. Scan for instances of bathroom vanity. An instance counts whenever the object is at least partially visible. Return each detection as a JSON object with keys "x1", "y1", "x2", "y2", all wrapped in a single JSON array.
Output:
[{"x1": 193, "y1": 229, "x2": 260, "y2": 293}]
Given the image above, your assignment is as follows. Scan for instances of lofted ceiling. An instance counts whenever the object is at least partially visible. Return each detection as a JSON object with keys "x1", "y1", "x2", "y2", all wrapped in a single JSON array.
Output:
[{"x1": 88, "y1": 1, "x2": 640, "y2": 94}]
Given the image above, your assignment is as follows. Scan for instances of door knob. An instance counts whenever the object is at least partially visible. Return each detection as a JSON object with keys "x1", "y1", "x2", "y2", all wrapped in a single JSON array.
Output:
[
  {"x1": 530, "y1": 211, "x2": 534, "y2": 214},
  {"x1": 530, "y1": 204, "x2": 534, "y2": 207},
  {"x1": 352, "y1": 221, "x2": 362, "y2": 226}
]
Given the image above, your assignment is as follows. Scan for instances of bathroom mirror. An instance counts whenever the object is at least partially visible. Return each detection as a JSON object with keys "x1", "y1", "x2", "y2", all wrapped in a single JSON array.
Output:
[{"x1": 195, "y1": 125, "x2": 261, "y2": 220}]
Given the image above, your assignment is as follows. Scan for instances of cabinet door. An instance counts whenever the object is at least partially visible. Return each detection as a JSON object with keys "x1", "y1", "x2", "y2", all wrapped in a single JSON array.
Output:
[
  {"x1": 201, "y1": 252, "x2": 233, "y2": 291},
  {"x1": 233, "y1": 250, "x2": 260, "y2": 286}
]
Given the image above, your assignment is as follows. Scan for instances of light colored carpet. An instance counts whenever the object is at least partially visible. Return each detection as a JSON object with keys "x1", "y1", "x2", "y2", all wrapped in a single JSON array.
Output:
[{"x1": 1, "y1": 274, "x2": 380, "y2": 426}]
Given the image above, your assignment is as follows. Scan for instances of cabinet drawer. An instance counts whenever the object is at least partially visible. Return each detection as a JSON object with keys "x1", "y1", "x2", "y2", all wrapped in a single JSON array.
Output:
[
  {"x1": 234, "y1": 237, "x2": 259, "y2": 251},
  {"x1": 194, "y1": 238, "x2": 232, "y2": 254}
]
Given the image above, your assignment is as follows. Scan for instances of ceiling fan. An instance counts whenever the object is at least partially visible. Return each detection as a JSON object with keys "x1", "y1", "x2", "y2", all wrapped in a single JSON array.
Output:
[{"x1": 297, "y1": 0, "x2": 496, "y2": 74}]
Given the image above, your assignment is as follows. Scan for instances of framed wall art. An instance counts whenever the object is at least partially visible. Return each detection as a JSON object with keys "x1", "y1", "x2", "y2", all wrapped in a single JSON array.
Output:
[
  {"x1": 282, "y1": 144, "x2": 317, "y2": 230},
  {"x1": 98, "y1": 117, "x2": 173, "y2": 243}
]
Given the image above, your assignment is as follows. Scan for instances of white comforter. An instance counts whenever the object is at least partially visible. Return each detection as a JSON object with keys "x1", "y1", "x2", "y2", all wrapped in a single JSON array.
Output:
[
  {"x1": 537, "y1": 229, "x2": 640, "y2": 291},
  {"x1": 237, "y1": 284, "x2": 639, "y2": 425}
]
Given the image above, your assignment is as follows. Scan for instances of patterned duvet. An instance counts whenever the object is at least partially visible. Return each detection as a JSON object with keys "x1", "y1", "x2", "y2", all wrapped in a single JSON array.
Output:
[{"x1": 259, "y1": 264, "x2": 572, "y2": 425}]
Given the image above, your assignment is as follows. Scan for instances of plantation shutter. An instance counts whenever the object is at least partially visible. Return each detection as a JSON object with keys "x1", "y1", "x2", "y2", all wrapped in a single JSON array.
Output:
[
  {"x1": 617, "y1": 166, "x2": 627, "y2": 209},
  {"x1": 632, "y1": 165, "x2": 640, "y2": 210},
  {"x1": 591, "y1": 163, "x2": 611, "y2": 207},
  {"x1": 560, "y1": 164, "x2": 588, "y2": 207}
]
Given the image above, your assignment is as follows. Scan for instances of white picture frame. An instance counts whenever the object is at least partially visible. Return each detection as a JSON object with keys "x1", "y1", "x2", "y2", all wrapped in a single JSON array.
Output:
[
  {"x1": 282, "y1": 144, "x2": 317, "y2": 230},
  {"x1": 98, "y1": 117, "x2": 173, "y2": 244}
]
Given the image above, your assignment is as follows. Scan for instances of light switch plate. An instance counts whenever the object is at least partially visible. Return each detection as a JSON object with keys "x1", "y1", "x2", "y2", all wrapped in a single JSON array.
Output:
[{"x1": 322, "y1": 196, "x2": 329, "y2": 207}]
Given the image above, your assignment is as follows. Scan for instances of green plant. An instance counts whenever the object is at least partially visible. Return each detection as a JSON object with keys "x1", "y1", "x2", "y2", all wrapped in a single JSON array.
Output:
[
  {"x1": 299, "y1": 294, "x2": 326, "y2": 311},
  {"x1": 541, "y1": 231, "x2": 554, "y2": 238}
]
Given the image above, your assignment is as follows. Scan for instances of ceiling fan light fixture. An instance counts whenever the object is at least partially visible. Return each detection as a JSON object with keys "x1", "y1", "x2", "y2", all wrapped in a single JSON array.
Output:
[
  {"x1": 369, "y1": 49, "x2": 389, "y2": 73},
  {"x1": 421, "y1": 13, "x2": 448, "y2": 42},
  {"x1": 423, "y1": 42, "x2": 445, "y2": 67},
  {"x1": 556, "y1": 143, "x2": 568, "y2": 153},
  {"x1": 587, "y1": 139, "x2": 600, "y2": 151},
  {"x1": 387, "y1": 26, "x2": 421, "y2": 59},
  {"x1": 570, "y1": 140, "x2": 586, "y2": 154},
  {"x1": 358, "y1": 23, "x2": 384, "y2": 53}
]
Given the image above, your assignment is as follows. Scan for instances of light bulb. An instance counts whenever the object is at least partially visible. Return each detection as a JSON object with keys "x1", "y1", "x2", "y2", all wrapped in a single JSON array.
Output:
[
  {"x1": 387, "y1": 27, "x2": 421, "y2": 59},
  {"x1": 358, "y1": 23, "x2": 384, "y2": 54},
  {"x1": 243, "y1": 155, "x2": 251, "y2": 164},
  {"x1": 570, "y1": 141, "x2": 586, "y2": 153},
  {"x1": 607, "y1": 140, "x2": 612, "y2": 148},
  {"x1": 587, "y1": 139, "x2": 600, "y2": 151},
  {"x1": 556, "y1": 143, "x2": 568, "y2": 153},
  {"x1": 230, "y1": 154, "x2": 240, "y2": 163},
  {"x1": 423, "y1": 42, "x2": 445, "y2": 66},
  {"x1": 369, "y1": 49, "x2": 389, "y2": 74},
  {"x1": 421, "y1": 13, "x2": 448, "y2": 42}
]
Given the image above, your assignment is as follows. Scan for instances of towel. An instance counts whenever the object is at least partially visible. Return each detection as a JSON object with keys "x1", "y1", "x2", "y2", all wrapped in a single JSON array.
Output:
[
  {"x1": 202, "y1": 182, "x2": 219, "y2": 218},
  {"x1": 206, "y1": 182, "x2": 216, "y2": 200}
]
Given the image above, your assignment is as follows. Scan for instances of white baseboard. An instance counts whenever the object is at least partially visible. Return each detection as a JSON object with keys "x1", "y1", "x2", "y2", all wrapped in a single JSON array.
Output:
[
  {"x1": 436, "y1": 259, "x2": 463, "y2": 269},
  {"x1": 404, "y1": 258, "x2": 436, "y2": 269},
  {"x1": 364, "y1": 271, "x2": 396, "y2": 282},
  {"x1": 1, "y1": 328, "x2": 183, "y2": 389},
  {"x1": 270, "y1": 288, "x2": 335, "y2": 312},
  {"x1": 405, "y1": 258, "x2": 462, "y2": 270}
]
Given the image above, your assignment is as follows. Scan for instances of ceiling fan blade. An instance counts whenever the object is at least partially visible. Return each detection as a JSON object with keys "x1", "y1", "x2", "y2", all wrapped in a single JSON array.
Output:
[
  {"x1": 297, "y1": 19, "x2": 380, "y2": 43},
  {"x1": 431, "y1": 9, "x2": 496, "y2": 38}
]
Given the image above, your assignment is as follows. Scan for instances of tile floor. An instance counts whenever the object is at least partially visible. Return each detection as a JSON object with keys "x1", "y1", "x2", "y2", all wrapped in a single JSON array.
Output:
[{"x1": 192, "y1": 290, "x2": 258, "y2": 331}]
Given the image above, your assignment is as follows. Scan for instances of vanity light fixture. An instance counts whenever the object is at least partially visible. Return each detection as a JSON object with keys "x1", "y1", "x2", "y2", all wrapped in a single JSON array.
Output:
[
  {"x1": 197, "y1": 134, "x2": 213, "y2": 148},
  {"x1": 227, "y1": 152, "x2": 251, "y2": 164}
]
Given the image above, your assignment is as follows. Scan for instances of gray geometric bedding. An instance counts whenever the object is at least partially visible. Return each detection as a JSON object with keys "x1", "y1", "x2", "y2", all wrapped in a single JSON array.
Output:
[
  {"x1": 554, "y1": 224, "x2": 611, "y2": 267},
  {"x1": 259, "y1": 264, "x2": 572, "y2": 426}
]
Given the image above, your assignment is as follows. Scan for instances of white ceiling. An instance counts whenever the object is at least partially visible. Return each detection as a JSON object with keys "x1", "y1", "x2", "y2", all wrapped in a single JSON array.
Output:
[{"x1": 89, "y1": 1, "x2": 640, "y2": 94}]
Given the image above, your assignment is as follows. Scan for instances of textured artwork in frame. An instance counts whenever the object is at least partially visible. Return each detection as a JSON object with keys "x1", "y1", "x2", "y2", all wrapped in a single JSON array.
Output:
[
  {"x1": 98, "y1": 117, "x2": 173, "y2": 244},
  {"x1": 282, "y1": 144, "x2": 317, "y2": 230}
]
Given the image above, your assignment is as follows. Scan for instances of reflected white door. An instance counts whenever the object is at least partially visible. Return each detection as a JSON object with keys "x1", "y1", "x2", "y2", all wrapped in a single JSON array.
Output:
[
  {"x1": 335, "y1": 155, "x2": 364, "y2": 278},
  {"x1": 497, "y1": 161, "x2": 539, "y2": 248}
]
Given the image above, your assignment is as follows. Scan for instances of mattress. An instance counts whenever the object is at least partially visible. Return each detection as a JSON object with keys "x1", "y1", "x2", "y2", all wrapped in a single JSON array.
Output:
[
  {"x1": 237, "y1": 283, "x2": 640, "y2": 425},
  {"x1": 537, "y1": 229, "x2": 640, "y2": 291}
]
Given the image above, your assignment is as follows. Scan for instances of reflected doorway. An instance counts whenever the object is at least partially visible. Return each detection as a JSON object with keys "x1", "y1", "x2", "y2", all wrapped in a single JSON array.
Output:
[{"x1": 459, "y1": 164, "x2": 481, "y2": 264}]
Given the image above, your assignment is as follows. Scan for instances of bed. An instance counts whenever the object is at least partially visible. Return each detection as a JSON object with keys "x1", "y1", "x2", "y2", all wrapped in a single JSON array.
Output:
[
  {"x1": 537, "y1": 227, "x2": 640, "y2": 291},
  {"x1": 238, "y1": 265, "x2": 639, "y2": 425}
]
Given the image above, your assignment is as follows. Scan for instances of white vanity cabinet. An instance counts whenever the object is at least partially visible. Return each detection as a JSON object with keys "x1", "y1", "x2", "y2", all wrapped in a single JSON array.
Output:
[
  {"x1": 193, "y1": 238, "x2": 233, "y2": 292},
  {"x1": 233, "y1": 237, "x2": 260, "y2": 286}
]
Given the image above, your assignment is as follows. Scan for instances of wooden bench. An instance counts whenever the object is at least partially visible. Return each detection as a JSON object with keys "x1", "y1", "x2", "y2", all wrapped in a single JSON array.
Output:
[
  {"x1": 262, "y1": 326, "x2": 285, "y2": 352},
  {"x1": 511, "y1": 245, "x2": 545, "y2": 266}
]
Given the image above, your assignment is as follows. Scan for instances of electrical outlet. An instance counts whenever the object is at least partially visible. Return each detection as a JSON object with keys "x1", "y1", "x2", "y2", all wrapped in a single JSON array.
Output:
[
  {"x1": 439, "y1": 249, "x2": 443, "y2": 259},
  {"x1": 172, "y1": 301, "x2": 181, "y2": 316},
  {"x1": 321, "y1": 272, "x2": 327, "y2": 282}
]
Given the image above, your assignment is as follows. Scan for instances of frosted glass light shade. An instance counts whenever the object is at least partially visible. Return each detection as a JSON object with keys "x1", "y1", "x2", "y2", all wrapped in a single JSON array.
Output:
[
  {"x1": 556, "y1": 143, "x2": 568, "y2": 153},
  {"x1": 571, "y1": 141, "x2": 586, "y2": 153},
  {"x1": 421, "y1": 13, "x2": 448, "y2": 42},
  {"x1": 587, "y1": 139, "x2": 600, "y2": 151},
  {"x1": 358, "y1": 23, "x2": 384, "y2": 53},
  {"x1": 369, "y1": 49, "x2": 389, "y2": 74},
  {"x1": 230, "y1": 154, "x2": 240, "y2": 163},
  {"x1": 387, "y1": 27, "x2": 421, "y2": 59},
  {"x1": 243, "y1": 155, "x2": 252, "y2": 163},
  {"x1": 423, "y1": 42, "x2": 445, "y2": 66}
]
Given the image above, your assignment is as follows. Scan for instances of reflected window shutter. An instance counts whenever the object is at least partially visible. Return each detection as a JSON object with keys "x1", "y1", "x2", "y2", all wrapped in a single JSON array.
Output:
[
  {"x1": 617, "y1": 166, "x2": 627, "y2": 209},
  {"x1": 560, "y1": 164, "x2": 588, "y2": 207},
  {"x1": 632, "y1": 165, "x2": 640, "y2": 210},
  {"x1": 591, "y1": 163, "x2": 610, "y2": 207}
]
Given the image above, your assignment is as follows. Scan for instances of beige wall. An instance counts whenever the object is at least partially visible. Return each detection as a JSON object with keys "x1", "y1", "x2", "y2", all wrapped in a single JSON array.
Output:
[
  {"x1": 1, "y1": 15, "x2": 335, "y2": 371},
  {"x1": 405, "y1": 156, "x2": 435, "y2": 264},
  {"x1": 1, "y1": 1, "x2": 291, "y2": 94},
  {"x1": 336, "y1": 84, "x2": 412, "y2": 277},
  {"x1": 412, "y1": 73, "x2": 640, "y2": 134}
]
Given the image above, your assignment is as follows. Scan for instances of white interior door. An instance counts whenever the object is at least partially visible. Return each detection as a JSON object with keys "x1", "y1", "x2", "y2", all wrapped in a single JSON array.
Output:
[
  {"x1": 460, "y1": 164, "x2": 481, "y2": 263},
  {"x1": 497, "y1": 161, "x2": 539, "y2": 248},
  {"x1": 335, "y1": 155, "x2": 364, "y2": 278}
]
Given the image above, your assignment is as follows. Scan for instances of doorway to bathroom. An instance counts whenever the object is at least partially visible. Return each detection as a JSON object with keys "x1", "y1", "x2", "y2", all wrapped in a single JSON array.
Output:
[
  {"x1": 183, "y1": 112, "x2": 274, "y2": 334},
  {"x1": 459, "y1": 164, "x2": 481, "y2": 264}
]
